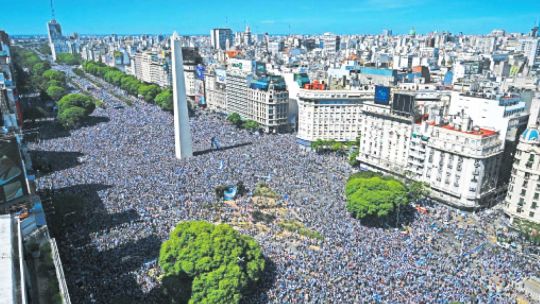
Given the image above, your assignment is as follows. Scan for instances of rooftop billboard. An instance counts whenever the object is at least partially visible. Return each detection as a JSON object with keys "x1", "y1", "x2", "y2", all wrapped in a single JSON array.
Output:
[{"x1": 374, "y1": 85, "x2": 391, "y2": 105}]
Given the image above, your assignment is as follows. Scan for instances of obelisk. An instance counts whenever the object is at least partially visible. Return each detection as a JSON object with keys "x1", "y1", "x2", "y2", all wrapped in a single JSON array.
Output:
[{"x1": 171, "y1": 32, "x2": 193, "y2": 159}]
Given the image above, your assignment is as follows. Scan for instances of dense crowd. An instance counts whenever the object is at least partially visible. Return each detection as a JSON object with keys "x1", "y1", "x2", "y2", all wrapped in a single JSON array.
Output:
[{"x1": 30, "y1": 78, "x2": 539, "y2": 303}]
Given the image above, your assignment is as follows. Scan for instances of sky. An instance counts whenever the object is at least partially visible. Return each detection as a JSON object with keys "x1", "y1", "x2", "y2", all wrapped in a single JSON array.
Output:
[{"x1": 2, "y1": 0, "x2": 540, "y2": 36}]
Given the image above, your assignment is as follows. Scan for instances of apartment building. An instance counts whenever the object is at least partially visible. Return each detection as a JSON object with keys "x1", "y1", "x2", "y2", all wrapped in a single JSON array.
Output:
[
  {"x1": 413, "y1": 114, "x2": 503, "y2": 208},
  {"x1": 505, "y1": 128, "x2": 540, "y2": 224},
  {"x1": 358, "y1": 91, "x2": 503, "y2": 208},
  {"x1": 296, "y1": 87, "x2": 372, "y2": 145},
  {"x1": 205, "y1": 68, "x2": 227, "y2": 112},
  {"x1": 130, "y1": 51, "x2": 171, "y2": 87}
]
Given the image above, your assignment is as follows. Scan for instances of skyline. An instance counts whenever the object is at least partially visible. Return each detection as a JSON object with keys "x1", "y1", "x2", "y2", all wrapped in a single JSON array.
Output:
[{"x1": 1, "y1": 0, "x2": 539, "y2": 36}]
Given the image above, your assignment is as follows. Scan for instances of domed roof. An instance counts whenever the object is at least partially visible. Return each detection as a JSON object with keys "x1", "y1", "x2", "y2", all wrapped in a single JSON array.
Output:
[{"x1": 521, "y1": 128, "x2": 540, "y2": 142}]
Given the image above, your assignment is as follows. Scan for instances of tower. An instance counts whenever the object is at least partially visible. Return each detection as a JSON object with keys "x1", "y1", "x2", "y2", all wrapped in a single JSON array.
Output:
[{"x1": 171, "y1": 32, "x2": 193, "y2": 159}]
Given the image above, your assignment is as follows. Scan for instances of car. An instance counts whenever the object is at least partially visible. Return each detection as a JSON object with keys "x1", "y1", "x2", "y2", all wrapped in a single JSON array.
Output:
[{"x1": 113, "y1": 104, "x2": 124, "y2": 109}]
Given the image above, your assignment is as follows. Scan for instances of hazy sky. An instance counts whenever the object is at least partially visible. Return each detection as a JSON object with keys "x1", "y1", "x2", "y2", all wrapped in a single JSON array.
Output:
[{"x1": 2, "y1": 0, "x2": 539, "y2": 35}]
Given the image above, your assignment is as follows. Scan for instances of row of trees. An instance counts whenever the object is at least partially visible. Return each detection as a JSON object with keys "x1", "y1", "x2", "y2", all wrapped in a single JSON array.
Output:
[
  {"x1": 12, "y1": 47, "x2": 67, "y2": 98},
  {"x1": 82, "y1": 61, "x2": 173, "y2": 111},
  {"x1": 310, "y1": 139, "x2": 358, "y2": 154},
  {"x1": 345, "y1": 171, "x2": 429, "y2": 224},
  {"x1": 12, "y1": 47, "x2": 97, "y2": 127},
  {"x1": 55, "y1": 53, "x2": 82, "y2": 66},
  {"x1": 226, "y1": 113, "x2": 260, "y2": 131},
  {"x1": 159, "y1": 221, "x2": 265, "y2": 303}
]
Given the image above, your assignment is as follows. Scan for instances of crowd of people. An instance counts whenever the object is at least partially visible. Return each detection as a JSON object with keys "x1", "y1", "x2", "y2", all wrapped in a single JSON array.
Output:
[{"x1": 29, "y1": 79, "x2": 539, "y2": 303}]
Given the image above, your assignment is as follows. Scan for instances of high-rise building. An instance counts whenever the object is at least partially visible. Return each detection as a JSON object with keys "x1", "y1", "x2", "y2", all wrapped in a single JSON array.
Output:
[
  {"x1": 130, "y1": 51, "x2": 171, "y2": 87},
  {"x1": 520, "y1": 38, "x2": 540, "y2": 70},
  {"x1": 210, "y1": 28, "x2": 233, "y2": 50},
  {"x1": 47, "y1": 19, "x2": 69, "y2": 61},
  {"x1": 322, "y1": 33, "x2": 340, "y2": 56},
  {"x1": 171, "y1": 33, "x2": 193, "y2": 159}
]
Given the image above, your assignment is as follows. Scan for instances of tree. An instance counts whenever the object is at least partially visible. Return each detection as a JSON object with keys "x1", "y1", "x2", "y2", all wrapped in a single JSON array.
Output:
[
  {"x1": 56, "y1": 53, "x2": 81, "y2": 65},
  {"x1": 57, "y1": 106, "x2": 86, "y2": 128},
  {"x1": 407, "y1": 181, "x2": 430, "y2": 202},
  {"x1": 38, "y1": 43, "x2": 52, "y2": 55},
  {"x1": 227, "y1": 113, "x2": 242, "y2": 126},
  {"x1": 46, "y1": 85, "x2": 67, "y2": 101},
  {"x1": 345, "y1": 173, "x2": 408, "y2": 220},
  {"x1": 138, "y1": 84, "x2": 161, "y2": 103},
  {"x1": 348, "y1": 150, "x2": 359, "y2": 166},
  {"x1": 42, "y1": 69, "x2": 66, "y2": 83},
  {"x1": 57, "y1": 93, "x2": 96, "y2": 115},
  {"x1": 242, "y1": 120, "x2": 259, "y2": 131},
  {"x1": 154, "y1": 89, "x2": 173, "y2": 111},
  {"x1": 159, "y1": 221, "x2": 265, "y2": 304},
  {"x1": 32, "y1": 62, "x2": 52, "y2": 78}
]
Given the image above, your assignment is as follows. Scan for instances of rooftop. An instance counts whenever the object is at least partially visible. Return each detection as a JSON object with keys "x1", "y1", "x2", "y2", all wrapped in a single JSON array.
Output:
[{"x1": 426, "y1": 121, "x2": 498, "y2": 138}]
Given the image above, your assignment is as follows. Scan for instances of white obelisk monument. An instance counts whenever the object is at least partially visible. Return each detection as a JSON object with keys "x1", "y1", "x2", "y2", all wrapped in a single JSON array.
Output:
[{"x1": 171, "y1": 32, "x2": 193, "y2": 159}]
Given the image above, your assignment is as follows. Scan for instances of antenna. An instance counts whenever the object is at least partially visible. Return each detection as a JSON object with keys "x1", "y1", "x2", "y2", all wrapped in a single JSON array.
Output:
[{"x1": 50, "y1": 0, "x2": 55, "y2": 20}]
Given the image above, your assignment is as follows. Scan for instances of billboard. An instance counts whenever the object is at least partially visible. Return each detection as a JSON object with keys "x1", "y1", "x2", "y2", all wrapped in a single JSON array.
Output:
[
  {"x1": 215, "y1": 69, "x2": 226, "y2": 84},
  {"x1": 194, "y1": 79, "x2": 206, "y2": 106},
  {"x1": 374, "y1": 85, "x2": 391, "y2": 105},
  {"x1": 195, "y1": 64, "x2": 205, "y2": 80},
  {"x1": 254, "y1": 61, "x2": 266, "y2": 77},
  {"x1": 228, "y1": 59, "x2": 253, "y2": 73},
  {"x1": 392, "y1": 93, "x2": 415, "y2": 116}
]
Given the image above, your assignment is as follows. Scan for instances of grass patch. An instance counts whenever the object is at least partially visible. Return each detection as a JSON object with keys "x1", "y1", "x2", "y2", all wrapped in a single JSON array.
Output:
[
  {"x1": 253, "y1": 183, "x2": 279, "y2": 199},
  {"x1": 278, "y1": 220, "x2": 324, "y2": 240}
]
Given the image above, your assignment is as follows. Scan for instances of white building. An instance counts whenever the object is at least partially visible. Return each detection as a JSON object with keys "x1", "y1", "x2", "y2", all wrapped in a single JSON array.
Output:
[
  {"x1": 505, "y1": 128, "x2": 540, "y2": 224},
  {"x1": 358, "y1": 101, "x2": 414, "y2": 176},
  {"x1": 224, "y1": 59, "x2": 289, "y2": 133},
  {"x1": 205, "y1": 68, "x2": 227, "y2": 112},
  {"x1": 449, "y1": 92, "x2": 529, "y2": 187},
  {"x1": 130, "y1": 51, "x2": 171, "y2": 87},
  {"x1": 412, "y1": 115, "x2": 503, "y2": 208},
  {"x1": 358, "y1": 93, "x2": 503, "y2": 208},
  {"x1": 520, "y1": 38, "x2": 540, "y2": 70},
  {"x1": 296, "y1": 88, "x2": 372, "y2": 145},
  {"x1": 322, "y1": 33, "x2": 340, "y2": 56}
]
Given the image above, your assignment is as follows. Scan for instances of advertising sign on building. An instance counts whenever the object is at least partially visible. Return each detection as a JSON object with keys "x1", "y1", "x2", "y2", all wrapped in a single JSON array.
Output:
[
  {"x1": 228, "y1": 59, "x2": 253, "y2": 73},
  {"x1": 374, "y1": 85, "x2": 391, "y2": 105},
  {"x1": 196, "y1": 64, "x2": 205, "y2": 80},
  {"x1": 215, "y1": 69, "x2": 227, "y2": 84}
]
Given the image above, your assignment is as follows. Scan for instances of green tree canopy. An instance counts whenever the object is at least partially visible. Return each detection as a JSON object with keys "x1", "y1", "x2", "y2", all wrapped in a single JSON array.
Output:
[
  {"x1": 242, "y1": 120, "x2": 259, "y2": 131},
  {"x1": 155, "y1": 89, "x2": 173, "y2": 111},
  {"x1": 345, "y1": 173, "x2": 408, "y2": 220},
  {"x1": 407, "y1": 181, "x2": 430, "y2": 202},
  {"x1": 46, "y1": 85, "x2": 67, "y2": 101},
  {"x1": 56, "y1": 53, "x2": 81, "y2": 65},
  {"x1": 57, "y1": 106, "x2": 86, "y2": 128},
  {"x1": 138, "y1": 84, "x2": 161, "y2": 102},
  {"x1": 42, "y1": 69, "x2": 66, "y2": 83},
  {"x1": 227, "y1": 113, "x2": 242, "y2": 126},
  {"x1": 159, "y1": 221, "x2": 265, "y2": 304},
  {"x1": 31, "y1": 62, "x2": 52, "y2": 78},
  {"x1": 57, "y1": 93, "x2": 96, "y2": 115}
]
